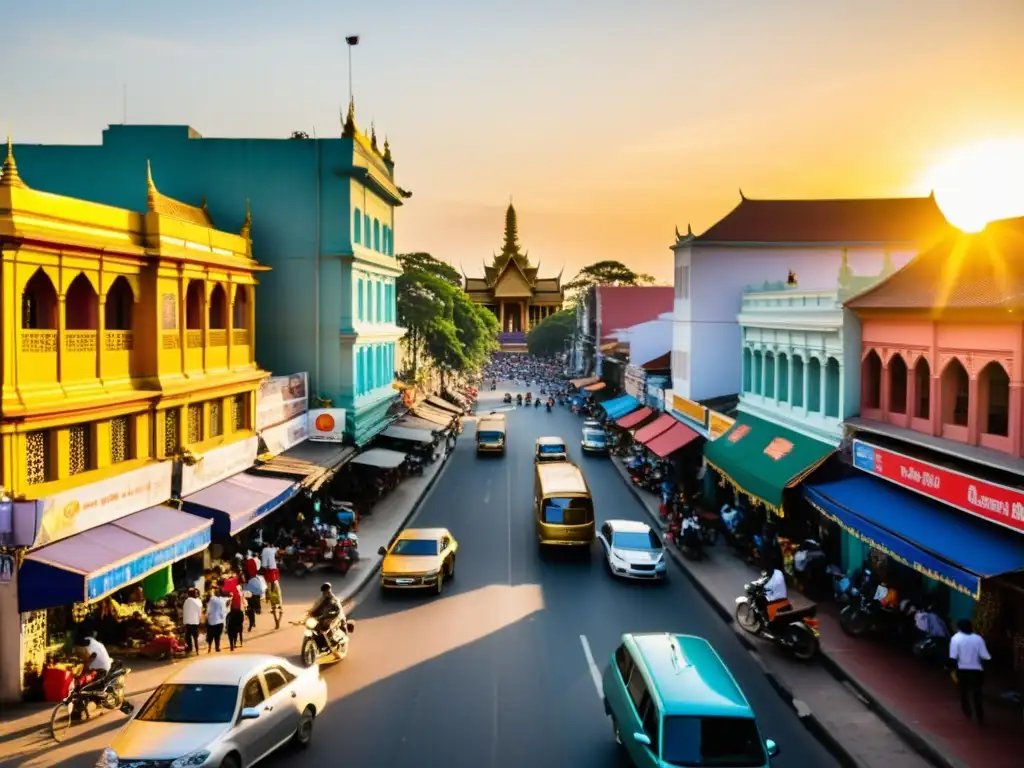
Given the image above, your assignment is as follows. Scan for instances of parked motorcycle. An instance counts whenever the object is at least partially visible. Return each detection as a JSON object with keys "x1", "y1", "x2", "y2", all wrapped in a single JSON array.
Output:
[
  {"x1": 50, "y1": 662, "x2": 134, "y2": 742},
  {"x1": 839, "y1": 589, "x2": 915, "y2": 640},
  {"x1": 295, "y1": 616, "x2": 356, "y2": 667},
  {"x1": 734, "y1": 576, "x2": 820, "y2": 660}
]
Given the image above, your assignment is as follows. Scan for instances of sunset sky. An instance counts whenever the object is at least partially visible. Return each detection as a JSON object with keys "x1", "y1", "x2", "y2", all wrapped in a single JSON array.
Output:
[{"x1": 4, "y1": 0, "x2": 1024, "y2": 282}]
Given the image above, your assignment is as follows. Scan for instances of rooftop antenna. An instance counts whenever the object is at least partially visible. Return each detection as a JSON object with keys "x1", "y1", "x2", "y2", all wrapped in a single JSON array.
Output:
[
  {"x1": 345, "y1": 35, "x2": 360, "y2": 106},
  {"x1": 312, "y1": 126, "x2": 317, "y2": 138}
]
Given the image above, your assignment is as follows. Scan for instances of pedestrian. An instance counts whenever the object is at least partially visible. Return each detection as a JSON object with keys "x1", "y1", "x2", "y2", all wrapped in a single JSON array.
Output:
[
  {"x1": 226, "y1": 581, "x2": 245, "y2": 650},
  {"x1": 260, "y1": 539, "x2": 279, "y2": 584},
  {"x1": 245, "y1": 571, "x2": 266, "y2": 632},
  {"x1": 267, "y1": 578, "x2": 283, "y2": 627},
  {"x1": 243, "y1": 550, "x2": 260, "y2": 580},
  {"x1": 948, "y1": 619, "x2": 991, "y2": 724},
  {"x1": 205, "y1": 589, "x2": 226, "y2": 653},
  {"x1": 181, "y1": 587, "x2": 202, "y2": 655}
]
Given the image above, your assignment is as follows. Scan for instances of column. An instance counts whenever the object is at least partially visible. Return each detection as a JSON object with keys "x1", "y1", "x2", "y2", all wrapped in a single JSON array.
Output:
[
  {"x1": 930, "y1": 375, "x2": 941, "y2": 436},
  {"x1": 57, "y1": 294, "x2": 67, "y2": 382},
  {"x1": 178, "y1": 276, "x2": 187, "y2": 371},
  {"x1": 786, "y1": 354, "x2": 794, "y2": 407},
  {"x1": 819, "y1": 358, "x2": 827, "y2": 415},
  {"x1": 97, "y1": 294, "x2": 106, "y2": 380},
  {"x1": 967, "y1": 376, "x2": 980, "y2": 443},
  {"x1": 802, "y1": 360, "x2": 811, "y2": 416},
  {"x1": 248, "y1": 286, "x2": 257, "y2": 365},
  {"x1": 499, "y1": 302, "x2": 505, "y2": 331},
  {"x1": 879, "y1": 361, "x2": 890, "y2": 414},
  {"x1": 837, "y1": 362, "x2": 844, "y2": 420},
  {"x1": 772, "y1": 350, "x2": 780, "y2": 402},
  {"x1": 226, "y1": 287, "x2": 235, "y2": 370},
  {"x1": 1010, "y1": 384, "x2": 1023, "y2": 455},
  {"x1": 906, "y1": 361, "x2": 918, "y2": 420},
  {"x1": 760, "y1": 348, "x2": 767, "y2": 397},
  {"x1": 520, "y1": 302, "x2": 526, "y2": 332}
]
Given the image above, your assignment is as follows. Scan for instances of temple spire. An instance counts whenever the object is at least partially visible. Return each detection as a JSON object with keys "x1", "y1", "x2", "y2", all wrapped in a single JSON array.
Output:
[
  {"x1": 342, "y1": 101, "x2": 357, "y2": 138},
  {"x1": 502, "y1": 199, "x2": 521, "y2": 257},
  {"x1": 240, "y1": 198, "x2": 252, "y2": 240},
  {"x1": 370, "y1": 120, "x2": 378, "y2": 151},
  {"x1": 146, "y1": 159, "x2": 157, "y2": 210},
  {"x1": 383, "y1": 136, "x2": 392, "y2": 163},
  {"x1": 1, "y1": 135, "x2": 26, "y2": 189}
]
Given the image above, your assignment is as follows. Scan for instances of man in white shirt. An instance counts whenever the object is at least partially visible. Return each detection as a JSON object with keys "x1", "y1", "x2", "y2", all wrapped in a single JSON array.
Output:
[
  {"x1": 181, "y1": 588, "x2": 203, "y2": 655},
  {"x1": 205, "y1": 593, "x2": 227, "y2": 653},
  {"x1": 762, "y1": 567, "x2": 791, "y2": 623},
  {"x1": 76, "y1": 635, "x2": 112, "y2": 676},
  {"x1": 949, "y1": 619, "x2": 990, "y2": 724},
  {"x1": 260, "y1": 542, "x2": 278, "y2": 572}
]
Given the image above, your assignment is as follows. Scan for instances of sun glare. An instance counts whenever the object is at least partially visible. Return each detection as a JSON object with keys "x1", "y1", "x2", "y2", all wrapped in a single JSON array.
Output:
[{"x1": 924, "y1": 139, "x2": 1024, "y2": 233}]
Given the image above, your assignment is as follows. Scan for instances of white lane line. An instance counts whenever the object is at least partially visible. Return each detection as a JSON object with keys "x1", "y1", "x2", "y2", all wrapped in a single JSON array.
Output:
[{"x1": 580, "y1": 635, "x2": 603, "y2": 699}]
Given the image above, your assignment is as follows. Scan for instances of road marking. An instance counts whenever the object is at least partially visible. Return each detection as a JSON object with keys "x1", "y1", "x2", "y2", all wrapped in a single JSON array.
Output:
[
  {"x1": 506, "y1": 455, "x2": 512, "y2": 585},
  {"x1": 580, "y1": 635, "x2": 603, "y2": 699}
]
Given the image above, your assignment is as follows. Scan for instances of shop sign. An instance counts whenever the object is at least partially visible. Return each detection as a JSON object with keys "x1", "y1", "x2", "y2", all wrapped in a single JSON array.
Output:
[
  {"x1": 33, "y1": 462, "x2": 174, "y2": 548},
  {"x1": 261, "y1": 414, "x2": 309, "y2": 456},
  {"x1": 86, "y1": 525, "x2": 211, "y2": 602},
  {"x1": 672, "y1": 394, "x2": 709, "y2": 431},
  {"x1": 708, "y1": 411, "x2": 735, "y2": 440},
  {"x1": 180, "y1": 436, "x2": 259, "y2": 497},
  {"x1": 308, "y1": 408, "x2": 346, "y2": 442},
  {"x1": 852, "y1": 439, "x2": 1024, "y2": 535},
  {"x1": 256, "y1": 373, "x2": 309, "y2": 431}
]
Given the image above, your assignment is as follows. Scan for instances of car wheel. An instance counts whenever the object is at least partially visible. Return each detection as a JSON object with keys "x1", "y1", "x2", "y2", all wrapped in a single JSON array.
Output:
[
  {"x1": 447, "y1": 554, "x2": 456, "y2": 579},
  {"x1": 436, "y1": 569, "x2": 445, "y2": 595},
  {"x1": 292, "y1": 707, "x2": 315, "y2": 749},
  {"x1": 219, "y1": 754, "x2": 241, "y2": 768}
]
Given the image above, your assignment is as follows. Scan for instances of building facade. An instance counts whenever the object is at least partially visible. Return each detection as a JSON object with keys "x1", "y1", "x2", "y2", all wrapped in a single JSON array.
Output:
[
  {"x1": 573, "y1": 285, "x2": 675, "y2": 377},
  {"x1": 0, "y1": 145, "x2": 266, "y2": 700},
  {"x1": 11, "y1": 103, "x2": 405, "y2": 446},
  {"x1": 670, "y1": 195, "x2": 951, "y2": 404},
  {"x1": 464, "y1": 202, "x2": 564, "y2": 348}
]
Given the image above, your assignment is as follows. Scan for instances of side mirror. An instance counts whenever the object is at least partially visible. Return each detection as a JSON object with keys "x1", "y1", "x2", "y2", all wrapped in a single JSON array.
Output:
[
  {"x1": 765, "y1": 739, "x2": 779, "y2": 758},
  {"x1": 632, "y1": 732, "x2": 651, "y2": 747},
  {"x1": 240, "y1": 707, "x2": 260, "y2": 720},
  {"x1": 346, "y1": 621, "x2": 355, "y2": 633},
  {"x1": 377, "y1": 546, "x2": 387, "y2": 556}
]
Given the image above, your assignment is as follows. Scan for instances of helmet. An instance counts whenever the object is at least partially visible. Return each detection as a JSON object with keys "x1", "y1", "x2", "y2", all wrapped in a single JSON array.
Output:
[{"x1": 320, "y1": 582, "x2": 333, "y2": 593}]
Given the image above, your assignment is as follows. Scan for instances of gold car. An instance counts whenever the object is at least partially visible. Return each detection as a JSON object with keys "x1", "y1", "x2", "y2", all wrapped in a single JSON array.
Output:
[{"x1": 378, "y1": 527, "x2": 458, "y2": 594}]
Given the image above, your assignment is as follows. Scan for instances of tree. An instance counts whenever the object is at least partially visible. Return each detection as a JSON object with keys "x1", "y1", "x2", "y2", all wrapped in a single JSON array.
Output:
[
  {"x1": 563, "y1": 259, "x2": 656, "y2": 306},
  {"x1": 289, "y1": 130, "x2": 310, "y2": 139},
  {"x1": 527, "y1": 309, "x2": 576, "y2": 357},
  {"x1": 398, "y1": 252, "x2": 461, "y2": 288}
]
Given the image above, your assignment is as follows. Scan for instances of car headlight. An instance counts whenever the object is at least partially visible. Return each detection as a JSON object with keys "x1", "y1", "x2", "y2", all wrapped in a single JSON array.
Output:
[
  {"x1": 171, "y1": 751, "x2": 211, "y2": 768},
  {"x1": 423, "y1": 569, "x2": 440, "y2": 578},
  {"x1": 611, "y1": 551, "x2": 625, "y2": 562},
  {"x1": 305, "y1": 617, "x2": 319, "y2": 630},
  {"x1": 95, "y1": 748, "x2": 118, "y2": 768}
]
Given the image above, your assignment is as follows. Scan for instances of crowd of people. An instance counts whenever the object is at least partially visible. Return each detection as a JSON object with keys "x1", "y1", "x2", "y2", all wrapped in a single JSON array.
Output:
[{"x1": 484, "y1": 353, "x2": 564, "y2": 392}]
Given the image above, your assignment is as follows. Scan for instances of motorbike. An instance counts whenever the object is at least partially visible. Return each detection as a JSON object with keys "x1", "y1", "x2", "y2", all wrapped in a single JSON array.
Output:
[
  {"x1": 839, "y1": 588, "x2": 916, "y2": 640},
  {"x1": 296, "y1": 615, "x2": 356, "y2": 667},
  {"x1": 50, "y1": 662, "x2": 134, "y2": 742},
  {"x1": 525, "y1": 393, "x2": 533, "y2": 404},
  {"x1": 281, "y1": 543, "x2": 320, "y2": 578},
  {"x1": 516, "y1": 395, "x2": 523, "y2": 406},
  {"x1": 546, "y1": 402, "x2": 552, "y2": 413},
  {"x1": 735, "y1": 577, "x2": 820, "y2": 660},
  {"x1": 503, "y1": 393, "x2": 512, "y2": 404},
  {"x1": 534, "y1": 398, "x2": 541, "y2": 409}
]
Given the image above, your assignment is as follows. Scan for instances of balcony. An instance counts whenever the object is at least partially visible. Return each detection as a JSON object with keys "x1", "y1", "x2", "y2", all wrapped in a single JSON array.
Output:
[
  {"x1": 63, "y1": 330, "x2": 98, "y2": 382},
  {"x1": 19, "y1": 331, "x2": 58, "y2": 383},
  {"x1": 104, "y1": 331, "x2": 134, "y2": 380},
  {"x1": 207, "y1": 329, "x2": 228, "y2": 370},
  {"x1": 231, "y1": 329, "x2": 252, "y2": 368},
  {"x1": 185, "y1": 329, "x2": 203, "y2": 372}
]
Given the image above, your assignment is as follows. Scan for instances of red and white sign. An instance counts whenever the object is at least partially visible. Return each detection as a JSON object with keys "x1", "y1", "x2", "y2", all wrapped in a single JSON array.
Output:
[{"x1": 852, "y1": 439, "x2": 1024, "y2": 535}]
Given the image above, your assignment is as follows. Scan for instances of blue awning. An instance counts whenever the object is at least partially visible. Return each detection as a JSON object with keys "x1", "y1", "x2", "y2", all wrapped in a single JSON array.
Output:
[
  {"x1": 181, "y1": 472, "x2": 299, "y2": 538},
  {"x1": 601, "y1": 395, "x2": 640, "y2": 420},
  {"x1": 805, "y1": 477, "x2": 1024, "y2": 599},
  {"x1": 19, "y1": 506, "x2": 211, "y2": 612}
]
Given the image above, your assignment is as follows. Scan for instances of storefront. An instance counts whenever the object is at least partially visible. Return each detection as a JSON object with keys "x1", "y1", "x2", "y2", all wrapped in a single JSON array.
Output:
[
  {"x1": 667, "y1": 392, "x2": 736, "y2": 441},
  {"x1": 702, "y1": 413, "x2": 835, "y2": 518},
  {"x1": 252, "y1": 440, "x2": 355, "y2": 494},
  {"x1": 644, "y1": 376, "x2": 669, "y2": 411},
  {"x1": 624, "y1": 364, "x2": 647, "y2": 401},
  {"x1": 616, "y1": 406, "x2": 655, "y2": 431},
  {"x1": 181, "y1": 472, "x2": 299, "y2": 543},
  {"x1": 600, "y1": 394, "x2": 640, "y2": 421},
  {"x1": 633, "y1": 414, "x2": 677, "y2": 446}
]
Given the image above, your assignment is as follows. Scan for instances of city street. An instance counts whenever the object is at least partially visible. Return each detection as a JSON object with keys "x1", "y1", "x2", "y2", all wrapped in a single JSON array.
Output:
[{"x1": 4, "y1": 385, "x2": 838, "y2": 768}]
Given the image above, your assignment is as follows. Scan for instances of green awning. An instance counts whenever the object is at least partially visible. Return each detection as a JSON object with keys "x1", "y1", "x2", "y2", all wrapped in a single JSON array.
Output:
[{"x1": 703, "y1": 414, "x2": 835, "y2": 516}]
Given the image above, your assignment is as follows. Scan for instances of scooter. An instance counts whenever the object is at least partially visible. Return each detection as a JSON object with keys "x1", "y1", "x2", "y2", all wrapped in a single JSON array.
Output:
[
  {"x1": 734, "y1": 576, "x2": 820, "y2": 660},
  {"x1": 295, "y1": 616, "x2": 355, "y2": 667},
  {"x1": 50, "y1": 662, "x2": 134, "y2": 742}
]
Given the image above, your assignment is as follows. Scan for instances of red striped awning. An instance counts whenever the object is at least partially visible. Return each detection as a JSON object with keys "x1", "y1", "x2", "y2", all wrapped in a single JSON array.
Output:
[
  {"x1": 646, "y1": 422, "x2": 701, "y2": 458},
  {"x1": 634, "y1": 414, "x2": 676, "y2": 445},
  {"x1": 617, "y1": 407, "x2": 652, "y2": 429}
]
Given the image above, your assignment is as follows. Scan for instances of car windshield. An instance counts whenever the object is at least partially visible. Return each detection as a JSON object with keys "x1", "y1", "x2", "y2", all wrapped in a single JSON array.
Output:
[
  {"x1": 584, "y1": 430, "x2": 605, "y2": 441},
  {"x1": 662, "y1": 716, "x2": 767, "y2": 767},
  {"x1": 543, "y1": 497, "x2": 593, "y2": 525},
  {"x1": 539, "y1": 444, "x2": 566, "y2": 454},
  {"x1": 136, "y1": 684, "x2": 238, "y2": 724},
  {"x1": 612, "y1": 530, "x2": 661, "y2": 550},
  {"x1": 478, "y1": 431, "x2": 503, "y2": 442},
  {"x1": 391, "y1": 538, "x2": 438, "y2": 556}
]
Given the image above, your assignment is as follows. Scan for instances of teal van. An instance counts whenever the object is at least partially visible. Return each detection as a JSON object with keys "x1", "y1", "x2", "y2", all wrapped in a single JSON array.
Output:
[{"x1": 602, "y1": 633, "x2": 779, "y2": 767}]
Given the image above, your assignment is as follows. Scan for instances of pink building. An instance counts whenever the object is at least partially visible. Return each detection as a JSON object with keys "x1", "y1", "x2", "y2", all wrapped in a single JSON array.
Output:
[{"x1": 846, "y1": 217, "x2": 1024, "y2": 461}]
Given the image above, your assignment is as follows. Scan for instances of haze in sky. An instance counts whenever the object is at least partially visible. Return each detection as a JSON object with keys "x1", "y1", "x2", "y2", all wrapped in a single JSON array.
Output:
[{"x1": 4, "y1": 0, "x2": 1023, "y2": 282}]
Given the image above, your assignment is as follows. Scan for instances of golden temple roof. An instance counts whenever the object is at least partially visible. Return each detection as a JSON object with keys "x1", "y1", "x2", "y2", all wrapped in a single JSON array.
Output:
[
  {"x1": 146, "y1": 160, "x2": 213, "y2": 227},
  {"x1": 1, "y1": 135, "x2": 27, "y2": 189}
]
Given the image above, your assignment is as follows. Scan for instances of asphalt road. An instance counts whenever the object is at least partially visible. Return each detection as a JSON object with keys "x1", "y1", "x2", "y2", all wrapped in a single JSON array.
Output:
[{"x1": 272, "y1": 384, "x2": 839, "y2": 768}]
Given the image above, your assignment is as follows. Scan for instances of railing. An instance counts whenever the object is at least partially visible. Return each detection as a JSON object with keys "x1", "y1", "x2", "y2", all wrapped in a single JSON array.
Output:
[
  {"x1": 232, "y1": 329, "x2": 250, "y2": 346},
  {"x1": 105, "y1": 330, "x2": 134, "y2": 351},
  {"x1": 186, "y1": 330, "x2": 203, "y2": 348},
  {"x1": 64, "y1": 330, "x2": 97, "y2": 353},
  {"x1": 208, "y1": 329, "x2": 227, "y2": 347},
  {"x1": 21, "y1": 330, "x2": 57, "y2": 353},
  {"x1": 162, "y1": 332, "x2": 180, "y2": 350}
]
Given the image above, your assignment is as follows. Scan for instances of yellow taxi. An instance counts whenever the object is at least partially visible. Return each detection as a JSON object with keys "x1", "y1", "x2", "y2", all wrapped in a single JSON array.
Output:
[{"x1": 378, "y1": 528, "x2": 458, "y2": 595}]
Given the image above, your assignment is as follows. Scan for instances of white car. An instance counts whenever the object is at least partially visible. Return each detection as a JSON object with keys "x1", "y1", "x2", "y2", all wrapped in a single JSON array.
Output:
[
  {"x1": 97, "y1": 654, "x2": 327, "y2": 768},
  {"x1": 598, "y1": 519, "x2": 668, "y2": 580}
]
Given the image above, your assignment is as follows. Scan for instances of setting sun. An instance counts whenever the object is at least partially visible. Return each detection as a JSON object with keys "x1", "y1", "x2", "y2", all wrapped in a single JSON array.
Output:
[{"x1": 924, "y1": 139, "x2": 1024, "y2": 233}]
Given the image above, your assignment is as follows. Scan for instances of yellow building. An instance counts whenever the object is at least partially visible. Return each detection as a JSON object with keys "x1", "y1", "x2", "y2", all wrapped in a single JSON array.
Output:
[{"x1": 0, "y1": 139, "x2": 270, "y2": 701}]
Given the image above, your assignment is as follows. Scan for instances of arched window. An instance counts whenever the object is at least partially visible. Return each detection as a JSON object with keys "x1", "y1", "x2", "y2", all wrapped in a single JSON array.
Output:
[
  {"x1": 980, "y1": 361, "x2": 1010, "y2": 436},
  {"x1": 807, "y1": 357, "x2": 822, "y2": 412},
  {"x1": 941, "y1": 358, "x2": 970, "y2": 427},
  {"x1": 65, "y1": 273, "x2": 98, "y2": 330},
  {"x1": 764, "y1": 352, "x2": 776, "y2": 398},
  {"x1": 232, "y1": 285, "x2": 250, "y2": 329},
  {"x1": 791, "y1": 356, "x2": 805, "y2": 407},
  {"x1": 356, "y1": 279, "x2": 364, "y2": 321},
  {"x1": 185, "y1": 281, "x2": 204, "y2": 329},
  {"x1": 753, "y1": 351, "x2": 763, "y2": 395},
  {"x1": 741, "y1": 348, "x2": 753, "y2": 392},
  {"x1": 373, "y1": 219, "x2": 381, "y2": 251},
  {"x1": 914, "y1": 358, "x2": 931, "y2": 419},
  {"x1": 22, "y1": 268, "x2": 58, "y2": 329},
  {"x1": 104, "y1": 276, "x2": 134, "y2": 330},
  {"x1": 364, "y1": 214, "x2": 371, "y2": 246},
  {"x1": 825, "y1": 357, "x2": 841, "y2": 418},
  {"x1": 777, "y1": 353, "x2": 789, "y2": 402},
  {"x1": 888, "y1": 354, "x2": 908, "y2": 414},
  {"x1": 862, "y1": 349, "x2": 882, "y2": 409},
  {"x1": 208, "y1": 284, "x2": 228, "y2": 330},
  {"x1": 353, "y1": 208, "x2": 362, "y2": 245}
]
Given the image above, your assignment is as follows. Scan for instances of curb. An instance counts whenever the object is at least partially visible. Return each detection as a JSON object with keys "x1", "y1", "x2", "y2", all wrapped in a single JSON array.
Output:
[
  {"x1": 343, "y1": 443, "x2": 455, "y2": 613},
  {"x1": 611, "y1": 458, "x2": 866, "y2": 768}
]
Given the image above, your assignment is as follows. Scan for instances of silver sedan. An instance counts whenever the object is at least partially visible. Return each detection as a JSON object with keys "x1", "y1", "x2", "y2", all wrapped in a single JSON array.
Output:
[
  {"x1": 598, "y1": 519, "x2": 668, "y2": 580},
  {"x1": 96, "y1": 654, "x2": 328, "y2": 768}
]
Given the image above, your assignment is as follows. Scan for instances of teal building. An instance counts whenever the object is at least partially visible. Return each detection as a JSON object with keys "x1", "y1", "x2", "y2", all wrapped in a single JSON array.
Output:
[{"x1": 10, "y1": 105, "x2": 407, "y2": 445}]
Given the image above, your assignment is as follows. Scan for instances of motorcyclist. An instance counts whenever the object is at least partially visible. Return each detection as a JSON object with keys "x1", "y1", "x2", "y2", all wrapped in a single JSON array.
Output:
[
  {"x1": 534, "y1": 397, "x2": 540, "y2": 408},
  {"x1": 516, "y1": 393, "x2": 523, "y2": 406},
  {"x1": 760, "y1": 566, "x2": 792, "y2": 624},
  {"x1": 309, "y1": 582, "x2": 346, "y2": 659}
]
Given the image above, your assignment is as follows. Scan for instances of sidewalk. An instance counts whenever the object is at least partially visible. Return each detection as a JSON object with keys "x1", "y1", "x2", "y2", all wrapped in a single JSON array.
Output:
[
  {"x1": 613, "y1": 457, "x2": 1024, "y2": 768},
  {"x1": 0, "y1": 440, "x2": 454, "y2": 765}
]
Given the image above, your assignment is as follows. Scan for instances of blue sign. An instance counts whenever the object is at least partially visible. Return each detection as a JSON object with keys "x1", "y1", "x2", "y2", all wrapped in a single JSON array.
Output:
[
  {"x1": 86, "y1": 527, "x2": 211, "y2": 602},
  {"x1": 852, "y1": 441, "x2": 877, "y2": 472}
]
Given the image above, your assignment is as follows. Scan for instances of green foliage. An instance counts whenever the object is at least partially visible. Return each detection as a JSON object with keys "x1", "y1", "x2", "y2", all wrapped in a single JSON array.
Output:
[
  {"x1": 563, "y1": 259, "x2": 656, "y2": 306},
  {"x1": 527, "y1": 309, "x2": 576, "y2": 357},
  {"x1": 396, "y1": 252, "x2": 498, "y2": 380}
]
